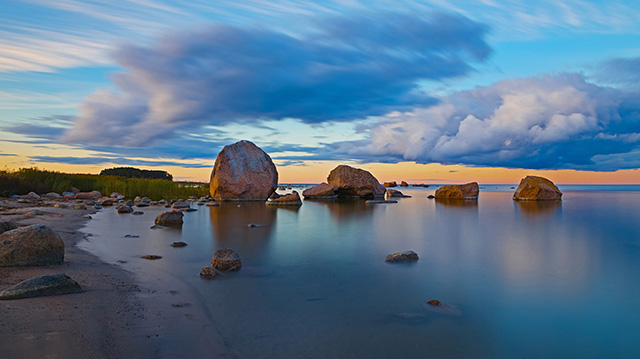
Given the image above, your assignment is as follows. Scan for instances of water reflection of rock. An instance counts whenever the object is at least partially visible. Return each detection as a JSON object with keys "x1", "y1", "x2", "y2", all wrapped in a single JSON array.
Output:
[
  {"x1": 209, "y1": 202, "x2": 276, "y2": 258},
  {"x1": 434, "y1": 199, "x2": 479, "y2": 210},
  {"x1": 514, "y1": 200, "x2": 562, "y2": 218},
  {"x1": 305, "y1": 199, "x2": 373, "y2": 221}
]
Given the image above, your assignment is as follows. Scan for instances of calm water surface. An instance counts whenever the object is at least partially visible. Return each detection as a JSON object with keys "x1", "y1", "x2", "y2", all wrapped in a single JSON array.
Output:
[{"x1": 80, "y1": 186, "x2": 640, "y2": 358}]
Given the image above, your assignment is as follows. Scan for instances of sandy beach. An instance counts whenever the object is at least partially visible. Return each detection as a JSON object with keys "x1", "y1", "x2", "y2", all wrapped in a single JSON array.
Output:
[{"x1": 0, "y1": 197, "x2": 232, "y2": 359}]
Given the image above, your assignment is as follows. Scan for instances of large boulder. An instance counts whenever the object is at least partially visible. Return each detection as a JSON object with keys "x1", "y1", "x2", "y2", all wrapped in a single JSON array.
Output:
[
  {"x1": 210, "y1": 248, "x2": 242, "y2": 271},
  {"x1": 154, "y1": 210, "x2": 184, "y2": 226},
  {"x1": 266, "y1": 191, "x2": 302, "y2": 206},
  {"x1": 302, "y1": 183, "x2": 337, "y2": 199},
  {"x1": 0, "y1": 273, "x2": 82, "y2": 300},
  {"x1": 327, "y1": 165, "x2": 385, "y2": 199},
  {"x1": 209, "y1": 140, "x2": 278, "y2": 201},
  {"x1": 0, "y1": 225, "x2": 65, "y2": 267},
  {"x1": 513, "y1": 176, "x2": 562, "y2": 201},
  {"x1": 435, "y1": 182, "x2": 479, "y2": 200}
]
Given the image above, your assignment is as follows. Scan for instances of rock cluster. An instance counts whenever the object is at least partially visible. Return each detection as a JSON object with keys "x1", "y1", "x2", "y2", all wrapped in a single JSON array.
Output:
[
  {"x1": 513, "y1": 176, "x2": 562, "y2": 201},
  {"x1": 434, "y1": 182, "x2": 479, "y2": 200},
  {"x1": 209, "y1": 140, "x2": 278, "y2": 201}
]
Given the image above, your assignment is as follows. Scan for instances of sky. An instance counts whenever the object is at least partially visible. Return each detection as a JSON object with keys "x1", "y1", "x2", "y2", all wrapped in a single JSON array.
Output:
[{"x1": 1, "y1": 0, "x2": 639, "y2": 184}]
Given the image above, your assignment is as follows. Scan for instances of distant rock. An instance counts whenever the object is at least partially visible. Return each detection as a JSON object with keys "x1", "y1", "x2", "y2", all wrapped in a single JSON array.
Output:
[
  {"x1": 266, "y1": 191, "x2": 302, "y2": 206},
  {"x1": 172, "y1": 201, "x2": 190, "y2": 209},
  {"x1": 62, "y1": 191, "x2": 75, "y2": 198},
  {"x1": 136, "y1": 202, "x2": 150, "y2": 207},
  {"x1": 199, "y1": 266, "x2": 220, "y2": 279},
  {"x1": 434, "y1": 182, "x2": 479, "y2": 200},
  {"x1": 427, "y1": 195, "x2": 435, "y2": 199},
  {"x1": 0, "y1": 221, "x2": 17, "y2": 234},
  {"x1": 513, "y1": 176, "x2": 562, "y2": 201},
  {"x1": 155, "y1": 210, "x2": 184, "y2": 226},
  {"x1": 141, "y1": 255, "x2": 162, "y2": 260},
  {"x1": 74, "y1": 192, "x2": 93, "y2": 200},
  {"x1": 365, "y1": 199, "x2": 398, "y2": 204},
  {"x1": 45, "y1": 192, "x2": 61, "y2": 198},
  {"x1": 70, "y1": 187, "x2": 80, "y2": 194},
  {"x1": 0, "y1": 273, "x2": 82, "y2": 300},
  {"x1": 116, "y1": 205, "x2": 133, "y2": 214},
  {"x1": 19, "y1": 192, "x2": 40, "y2": 200},
  {"x1": 400, "y1": 181, "x2": 409, "y2": 187},
  {"x1": 302, "y1": 182, "x2": 337, "y2": 199},
  {"x1": 89, "y1": 190, "x2": 102, "y2": 199},
  {"x1": 170, "y1": 241, "x2": 188, "y2": 248},
  {"x1": 210, "y1": 248, "x2": 242, "y2": 271},
  {"x1": 132, "y1": 211, "x2": 144, "y2": 215},
  {"x1": 97, "y1": 197, "x2": 116, "y2": 206},
  {"x1": 0, "y1": 224, "x2": 64, "y2": 267},
  {"x1": 386, "y1": 189, "x2": 411, "y2": 198},
  {"x1": 205, "y1": 201, "x2": 219, "y2": 207},
  {"x1": 327, "y1": 165, "x2": 385, "y2": 199},
  {"x1": 384, "y1": 250, "x2": 419, "y2": 263},
  {"x1": 209, "y1": 140, "x2": 278, "y2": 201},
  {"x1": 110, "y1": 192, "x2": 125, "y2": 199},
  {"x1": 383, "y1": 181, "x2": 397, "y2": 187}
]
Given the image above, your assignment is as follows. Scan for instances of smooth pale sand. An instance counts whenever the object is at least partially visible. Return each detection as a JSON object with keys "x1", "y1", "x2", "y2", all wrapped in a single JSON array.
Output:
[{"x1": 0, "y1": 198, "x2": 233, "y2": 359}]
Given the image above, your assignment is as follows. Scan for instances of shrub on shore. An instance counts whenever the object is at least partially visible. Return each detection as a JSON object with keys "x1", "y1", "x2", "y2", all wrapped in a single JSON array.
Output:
[{"x1": 0, "y1": 168, "x2": 208, "y2": 200}]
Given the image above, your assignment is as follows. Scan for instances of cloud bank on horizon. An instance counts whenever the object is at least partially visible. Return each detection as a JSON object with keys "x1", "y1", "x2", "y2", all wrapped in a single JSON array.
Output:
[{"x1": 63, "y1": 11, "x2": 490, "y2": 145}]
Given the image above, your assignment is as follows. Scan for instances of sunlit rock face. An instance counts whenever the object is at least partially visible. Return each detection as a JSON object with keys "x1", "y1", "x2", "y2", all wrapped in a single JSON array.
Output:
[
  {"x1": 209, "y1": 140, "x2": 278, "y2": 201},
  {"x1": 435, "y1": 182, "x2": 479, "y2": 200},
  {"x1": 327, "y1": 165, "x2": 385, "y2": 199},
  {"x1": 513, "y1": 176, "x2": 562, "y2": 201},
  {"x1": 302, "y1": 183, "x2": 337, "y2": 199}
]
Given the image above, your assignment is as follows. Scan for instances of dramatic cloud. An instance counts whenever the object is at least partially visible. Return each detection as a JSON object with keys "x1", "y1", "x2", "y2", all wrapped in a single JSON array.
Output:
[
  {"x1": 63, "y1": 11, "x2": 490, "y2": 145},
  {"x1": 330, "y1": 73, "x2": 640, "y2": 171}
]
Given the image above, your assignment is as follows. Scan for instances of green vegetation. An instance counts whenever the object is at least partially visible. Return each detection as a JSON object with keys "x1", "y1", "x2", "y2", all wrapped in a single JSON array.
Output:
[
  {"x1": 0, "y1": 168, "x2": 208, "y2": 200},
  {"x1": 99, "y1": 167, "x2": 173, "y2": 180}
]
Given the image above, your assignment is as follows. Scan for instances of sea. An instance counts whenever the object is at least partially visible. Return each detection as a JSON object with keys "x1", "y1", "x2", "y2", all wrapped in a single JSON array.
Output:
[{"x1": 79, "y1": 184, "x2": 640, "y2": 358}]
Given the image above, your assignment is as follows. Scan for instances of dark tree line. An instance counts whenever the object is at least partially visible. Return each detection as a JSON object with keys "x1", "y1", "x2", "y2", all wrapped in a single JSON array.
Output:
[{"x1": 99, "y1": 167, "x2": 173, "y2": 181}]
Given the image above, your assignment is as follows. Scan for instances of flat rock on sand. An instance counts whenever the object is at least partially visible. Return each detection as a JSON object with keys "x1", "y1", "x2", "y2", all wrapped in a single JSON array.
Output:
[{"x1": 0, "y1": 273, "x2": 82, "y2": 300}]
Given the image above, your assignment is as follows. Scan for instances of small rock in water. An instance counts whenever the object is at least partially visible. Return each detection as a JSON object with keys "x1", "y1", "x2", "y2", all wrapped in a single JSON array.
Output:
[
  {"x1": 427, "y1": 195, "x2": 435, "y2": 199},
  {"x1": 150, "y1": 225, "x2": 168, "y2": 230},
  {"x1": 155, "y1": 210, "x2": 183, "y2": 226},
  {"x1": 247, "y1": 223, "x2": 262, "y2": 228},
  {"x1": 141, "y1": 255, "x2": 162, "y2": 260},
  {"x1": 199, "y1": 266, "x2": 220, "y2": 279},
  {"x1": 124, "y1": 234, "x2": 140, "y2": 238},
  {"x1": 385, "y1": 250, "x2": 419, "y2": 263},
  {"x1": 205, "y1": 201, "x2": 219, "y2": 207},
  {"x1": 170, "y1": 241, "x2": 187, "y2": 247},
  {"x1": 210, "y1": 248, "x2": 242, "y2": 271},
  {"x1": 132, "y1": 211, "x2": 144, "y2": 215},
  {"x1": 182, "y1": 208, "x2": 197, "y2": 212},
  {"x1": 82, "y1": 215, "x2": 92, "y2": 219},
  {"x1": 426, "y1": 299, "x2": 442, "y2": 306}
]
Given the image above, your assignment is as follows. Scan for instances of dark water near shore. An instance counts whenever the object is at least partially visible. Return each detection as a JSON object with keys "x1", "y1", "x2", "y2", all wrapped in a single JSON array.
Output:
[{"x1": 80, "y1": 185, "x2": 640, "y2": 358}]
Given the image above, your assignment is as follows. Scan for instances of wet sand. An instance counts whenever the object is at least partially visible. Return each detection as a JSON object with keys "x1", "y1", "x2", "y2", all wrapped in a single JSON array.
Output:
[{"x1": 0, "y1": 198, "x2": 232, "y2": 359}]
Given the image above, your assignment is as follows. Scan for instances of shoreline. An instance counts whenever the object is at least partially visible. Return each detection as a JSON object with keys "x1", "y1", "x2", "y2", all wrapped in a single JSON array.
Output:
[{"x1": 0, "y1": 197, "x2": 232, "y2": 359}]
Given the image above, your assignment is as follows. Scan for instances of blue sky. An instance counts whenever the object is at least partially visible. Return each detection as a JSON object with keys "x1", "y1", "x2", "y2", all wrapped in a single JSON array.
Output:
[{"x1": 1, "y1": 0, "x2": 639, "y2": 182}]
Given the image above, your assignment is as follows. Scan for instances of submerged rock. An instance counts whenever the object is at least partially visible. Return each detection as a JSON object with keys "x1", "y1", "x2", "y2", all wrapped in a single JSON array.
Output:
[
  {"x1": 302, "y1": 182, "x2": 337, "y2": 199},
  {"x1": 154, "y1": 210, "x2": 184, "y2": 226},
  {"x1": 513, "y1": 176, "x2": 562, "y2": 201},
  {"x1": 384, "y1": 250, "x2": 419, "y2": 263},
  {"x1": 0, "y1": 225, "x2": 64, "y2": 267},
  {"x1": 210, "y1": 248, "x2": 242, "y2": 271},
  {"x1": 327, "y1": 165, "x2": 385, "y2": 199},
  {"x1": 386, "y1": 189, "x2": 411, "y2": 198},
  {"x1": 209, "y1": 140, "x2": 278, "y2": 201},
  {"x1": 266, "y1": 191, "x2": 302, "y2": 206},
  {"x1": 434, "y1": 182, "x2": 479, "y2": 200},
  {"x1": 141, "y1": 255, "x2": 162, "y2": 260},
  {"x1": 0, "y1": 273, "x2": 82, "y2": 300}
]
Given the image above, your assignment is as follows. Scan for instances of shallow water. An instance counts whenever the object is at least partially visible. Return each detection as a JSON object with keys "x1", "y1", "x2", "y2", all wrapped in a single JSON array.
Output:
[{"x1": 80, "y1": 186, "x2": 640, "y2": 358}]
